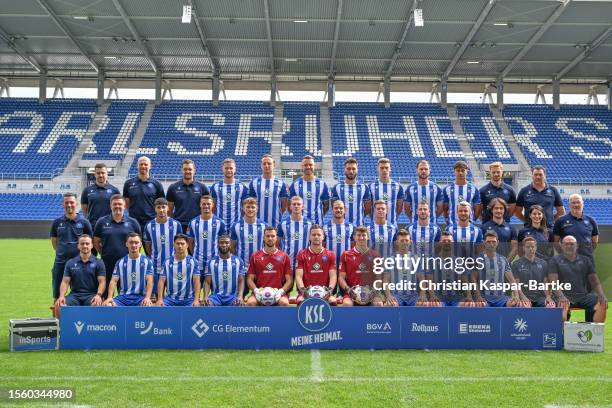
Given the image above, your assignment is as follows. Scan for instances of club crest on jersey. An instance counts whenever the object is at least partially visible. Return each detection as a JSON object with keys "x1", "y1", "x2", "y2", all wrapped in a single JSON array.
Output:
[{"x1": 275, "y1": 256, "x2": 282, "y2": 261}]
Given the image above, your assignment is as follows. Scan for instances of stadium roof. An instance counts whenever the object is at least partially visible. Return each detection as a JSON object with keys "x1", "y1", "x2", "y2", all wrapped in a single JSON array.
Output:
[{"x1": 0, "y1": 0, "x2": 611, "y2": 84}]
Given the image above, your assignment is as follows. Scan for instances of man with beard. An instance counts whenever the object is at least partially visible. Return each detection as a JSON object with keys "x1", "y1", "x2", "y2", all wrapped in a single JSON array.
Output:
[
  {"x1": 289, "y1": 155, "x2": 330, "y2": 225},
  {"x1": 295, "y1": 225, "x2": 337, "y2": 305},
  {"x1": 203, "y1": 235, "x2": 245, "y2": 306},
  {"x1": 331, "y1": 157, "x2": 370, "y2": 225},
  {"x1": 93, "y1": 194, "x2": 141, "y2": 297},
  {"x1": 404, "y1": 160, "x2": 443, "y2": 225},
  {"x1": 246, "y1": 227, "x2": 292, "y2": 306},
  {"x1": 166, "y1": 159, "x2": 210, "y2": 234},
  {"x1": 479, "y1": 162, "x2": 516, "y2": 223},
  {"x1": 50, "y1": 192, "x2": 92, "y2": 311}
]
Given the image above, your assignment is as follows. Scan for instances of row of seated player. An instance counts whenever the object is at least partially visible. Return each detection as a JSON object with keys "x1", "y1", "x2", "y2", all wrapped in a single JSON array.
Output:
[
  {"x1": 503, "y1": 105, "x2": 612, "y2": 182},
  {"x1": 0, "y1": 98, "x2": 97, "y2": 176},
  {"x1": 53, "y1": 229, "x2": 606, "y2": 324},
  {"x1": 330, "y1": 103, "x2": 467, "y2": 179}
]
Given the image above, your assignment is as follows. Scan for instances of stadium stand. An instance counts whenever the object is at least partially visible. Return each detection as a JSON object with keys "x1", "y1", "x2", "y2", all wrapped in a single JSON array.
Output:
[
  {"x1": 503, "y1": 104, "x2": 612, "y2": 183},
  {"x1": 128, "y1": 101, "x2": 275, "y2": 178},
  {"x1": 0, "y1": 98, "x2": 97, "y2": 177},
  {"x1": 456, "y1": 104, "x2": 518, "y2": 165},
  {"x1": 282, "y1": 102, "x2": 322, "y2": 162},
  {"x1": 0, "y1": 193, "x2": 63, "y2": 220},
  {"x1": 82, "y1": 100, "x2": 147, "y2": 161},
  {"x1": 330, "y1": 103, "x2": 465, "y2": 182}
]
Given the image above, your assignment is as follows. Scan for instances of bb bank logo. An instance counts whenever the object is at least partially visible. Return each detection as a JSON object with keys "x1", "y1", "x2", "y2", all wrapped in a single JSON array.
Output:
[{"x1": 297, "y1": 298, "x2": 332, "y2": 332}]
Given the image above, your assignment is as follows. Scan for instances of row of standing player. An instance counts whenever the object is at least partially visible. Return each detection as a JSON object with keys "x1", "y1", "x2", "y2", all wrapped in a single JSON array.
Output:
[{"x1": 51, "y1": 155, "x2": 599, "y2": 306}]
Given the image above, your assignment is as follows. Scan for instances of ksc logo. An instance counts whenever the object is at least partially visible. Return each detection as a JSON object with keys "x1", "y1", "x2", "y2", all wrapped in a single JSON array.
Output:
[{"x1": 297, "y1": 298, "x2": 332, "y2": 332}]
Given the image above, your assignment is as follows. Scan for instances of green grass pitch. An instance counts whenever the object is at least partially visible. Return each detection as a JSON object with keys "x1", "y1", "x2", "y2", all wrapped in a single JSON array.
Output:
[{"x1": 0, "y1": 239, "x2": 610, "y2": 408}]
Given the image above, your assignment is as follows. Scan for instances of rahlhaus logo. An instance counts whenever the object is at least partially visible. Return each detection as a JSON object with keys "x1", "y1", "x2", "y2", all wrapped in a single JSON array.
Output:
[
  {"x1": 292, "y1": 298, "x2": 342, "y2": 347},
  {"x1": 410, "y1": 323, "x2": 439, "y2": 333}
]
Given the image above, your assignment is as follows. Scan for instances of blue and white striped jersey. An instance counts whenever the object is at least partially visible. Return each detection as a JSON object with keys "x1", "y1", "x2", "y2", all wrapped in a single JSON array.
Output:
[
  {"x1": 248, "y1": 176, "x2": 289, "y2": 227},
  {"x1": 143, "y1": 217, "x2": 182, "y2": 274},
  {"x1": 205, "y1": 255, "x2": 245, "y2": 297},
  {"x1": 408, "y1": 223, "x2": 442, "y2": 257},
  {"x1": 187, "y1": 215, "x2": 226, "y2": 272},
  {"x1": 330, "y1": 182, "x2": 370, "y2": 226},
  {"x1": 324, "y1": 221, "x2": 354, "y2": 269},
  {"x1": 443, "y1": 183, "x2": 481, "y2": 225},
  {"x1": 230, "y1": 219, "x2": 266, "y2": 269},
  {"x1": 159, "y1": 255, "x2": 199, "y2": 301},
  {"x1": 289, "y1": 178, "x2": 330, "y2": 225},
  {"x1": 479, "y1": 252, "x2": 511, "y2": 298},
  {"x1": 369, "y1": 222, "x2": 398, "y2": 258},
  {"x1": 210, "y1": 181, "x2": 249, "y2": 227},
  {"x1": 113, "y1": 254, "x2": 153, "y2": 296},
  {"x1": 278, "y1": 218, "x2": 313, "y2": 269},
  {"x1": 368, "y1": 179, "x2": 404, "y2": 225},
  {"x1": 447, "y1": 223, "x2": 483, "y2": 244},
  {"x1": 405, "y1": 181, "x2": 443, "y2": 224}
]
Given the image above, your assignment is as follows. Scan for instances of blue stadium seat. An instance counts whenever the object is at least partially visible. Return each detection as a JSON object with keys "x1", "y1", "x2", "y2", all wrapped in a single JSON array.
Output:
[
  {"x1": 456, "y1": 104, "x2": 517, "y2": 165},
  {"x1": 0, "y1": 98, "x2": 97, "y2": 177},
  {"x1": 82, "y1": 100, "x2": 147, "y2": 161},
  {"x1": 503, "y1": 104, "x2": 612, "y2": 183},
  {"x1": 0, "y1": 193, "x2": 64, "y2": 220},
  {"x1": 282, "y1": 102, "x2": 322, "y2": 162},
  {"x1": 330, "y1": 103, "x2": 466, "y2": 183},
  {"x1": 128, "y1": 100, "x2": 275, "y2": 178}
]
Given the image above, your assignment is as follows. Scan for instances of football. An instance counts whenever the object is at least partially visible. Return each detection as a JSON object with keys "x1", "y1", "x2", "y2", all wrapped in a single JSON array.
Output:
[
  {"x1": 305, "y1": 285, "x2": 330, "y2": 300},
  {"x1": 350, "y1": 285, "x2": 374, "y2": 305},
  {"x1": 256, "y1": 287, "x2": 281, "y2": 306}
]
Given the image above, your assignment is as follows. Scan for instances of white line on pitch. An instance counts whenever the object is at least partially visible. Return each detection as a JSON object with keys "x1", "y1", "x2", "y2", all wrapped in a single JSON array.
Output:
[
  {"x1": 2, "y1": 376, "x2": 611, "y2": 383},
  {"x1": 310, "y1": 349, "x2": 323, "y2": 382}
]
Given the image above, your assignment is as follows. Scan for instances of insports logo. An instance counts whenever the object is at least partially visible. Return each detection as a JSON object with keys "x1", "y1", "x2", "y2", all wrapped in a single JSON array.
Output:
[{"x1": 297, "y1": 298, "x2": 332, "y2": 332}]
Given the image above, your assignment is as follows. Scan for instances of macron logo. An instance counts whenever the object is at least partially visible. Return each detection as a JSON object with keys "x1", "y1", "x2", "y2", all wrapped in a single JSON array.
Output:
[
  {"x1": 74, "y1": 321, "x2": 84, "y2": 335},
  {"x1": 191, "y1": 319, "x2": 209, "y2": 338}
]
